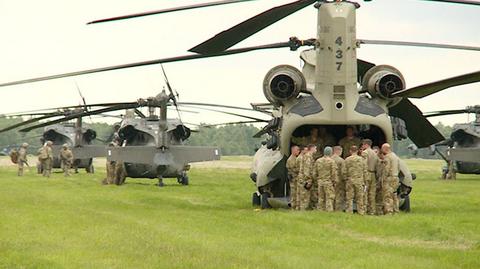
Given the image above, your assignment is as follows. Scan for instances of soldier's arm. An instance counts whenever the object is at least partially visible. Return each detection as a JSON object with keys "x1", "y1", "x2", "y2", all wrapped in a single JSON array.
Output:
[{"x1": 331, "y1": 161, "x2": 338, "y2": 185}]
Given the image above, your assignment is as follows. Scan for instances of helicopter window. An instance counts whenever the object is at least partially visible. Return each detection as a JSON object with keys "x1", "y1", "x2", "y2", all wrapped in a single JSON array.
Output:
[{"x1": 290, "y1": 124, "x2": 386, "y2": 151}]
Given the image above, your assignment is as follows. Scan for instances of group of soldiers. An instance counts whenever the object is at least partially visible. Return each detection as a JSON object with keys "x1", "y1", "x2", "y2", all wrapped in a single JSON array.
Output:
[
  {"x1": 287, "y1": 127, "x2": 401, "y2": 215},
  {"x1": 14, "y1": 141, "x2": 74, "y2": 177}
]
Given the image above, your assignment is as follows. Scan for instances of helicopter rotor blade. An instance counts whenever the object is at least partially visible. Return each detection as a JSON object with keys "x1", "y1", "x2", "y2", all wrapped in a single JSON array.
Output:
[
  {"x1": 180, "y1": 105, "x2": 269, "y2": 122},
  {"x1": 358, "y1": 39, "x2": 480, "y2": 52},
  {"x1": 423, "y1": 109, "x2": 470, "y2": 118},
  {"x1": 393, "y1": 70, "x2": 480, "y2": 98},
  {"x1": 202, "y1": 120, "x2": 263, "y2": 128},
  {"x1": 19, "y1": 104, "x2": 140, "y2": 132},
  {"x1": 389, "y1": 99, "x2": 445, "y2": 148},
  {"x1": 189, "y1": 0, "x2": 317, "y2": 54},
  {"x1": 413, "y1": 0, "x2": 480, "y2": 6},
  {"x1": 177, "y1": 102, "x2": 267, "y2": 114},
  {"x1": 0, "y1": 39, "x2": 312, "y2": 87},
  {"x1": 0, "y1": 112, "x2": 66, "y2": 133},
  {"x1": 87, "y1": 0, "x2": 257, "y2": 25}
]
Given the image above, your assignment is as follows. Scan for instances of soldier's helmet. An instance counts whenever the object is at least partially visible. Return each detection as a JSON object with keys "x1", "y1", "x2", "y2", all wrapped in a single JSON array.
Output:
[
  {"x1": 21, "y1": 142, "x2": 29, "y2": 148},
  {"x1": 62, "y1": 143, "x2": 69, "y2": 149}
]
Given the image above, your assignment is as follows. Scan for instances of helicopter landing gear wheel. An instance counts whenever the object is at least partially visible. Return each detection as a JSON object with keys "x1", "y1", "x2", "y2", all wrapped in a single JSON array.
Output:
[
  {"x1": 158, "y1": 177, "x2": 165, "y2": 187},
  {"x1": 399, "y1": 195, "x2": 411, "y2": 212},
  {"x1": 252, "y1": 192, "x2": 261, "y2": 206},
  {"x1": 260, "y1": 192, "x2": 272, "y2": 209},
  {"x1": 177, "y1": 173, "x2": 189, "y2": 185},
  {"x1": 86, "y1": 164, "x2": 94, "y2": 174}
]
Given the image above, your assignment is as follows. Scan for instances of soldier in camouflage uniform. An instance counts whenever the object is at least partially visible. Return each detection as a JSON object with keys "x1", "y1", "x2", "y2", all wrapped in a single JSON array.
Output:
[
  {"x1": 286, "y1": 145, "x2": 301, "y2": 210},
  {"x1": 60, "y1": 144, "x2": 74, "y2": 177},
  {"x1": 381, "y1": 143, "x2": 400, "y2": 215},
  {"x1": 332, "y1": 146, "x2": 346, "y2": 211},
  {"x1": 294, "y1": 147, "x2": 307, "y2": 210},
  {"x1": 298, "y1": 144, "x2": 316, "y2": 210},
  {"x1": 39, "y1": 141, "x2": 53, "y2": 178},
  {"x1": 345, "y1": 145, "x2": 367, "y2": 215},
  {"x1": 314, "y1": 147, "x2": 337, "y2": 212},
  {"x1": 338, "y1": 126, "x2": 361, "y2": 158},
  {"x1": 361, "y1": 139, "x2": 379, "y2": 215},
  {"x1": 17, "y1": 143, "x2": 29, "y2": 176}
]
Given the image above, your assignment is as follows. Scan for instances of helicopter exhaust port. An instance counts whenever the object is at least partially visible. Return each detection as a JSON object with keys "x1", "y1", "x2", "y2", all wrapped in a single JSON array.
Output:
[
  {"x1": 263, "y1": 65, "x2": 306, "y2": 106},
  {"x1": 361, "y1": 65, "x2": 405, "y2": 101}
]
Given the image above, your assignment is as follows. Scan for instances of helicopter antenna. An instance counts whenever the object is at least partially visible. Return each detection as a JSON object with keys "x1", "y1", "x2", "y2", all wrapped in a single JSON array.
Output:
[
  {"x1": 160, "y1": 65, "x2": 186, "y2": 131},
  {"x1": 75, "y1": 81, "x2": 93, "y2": 124}
]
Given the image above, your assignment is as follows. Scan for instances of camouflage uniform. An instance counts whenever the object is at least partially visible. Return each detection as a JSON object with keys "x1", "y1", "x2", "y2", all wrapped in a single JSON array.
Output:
[
  {"x1": 294, "y1": 153, "x2": 305, "y2": 210},
  {"x1": 286, "y1": 154, "x2": 300, "y2": 210},
  {"x1": 375, "y1": 158, "x2": 385, "y2": 215},
  {"x1": 315, "y1": 156, "x2": 337, "y2": 212},
  {"x1": 17, "y1": 144, "x2": 28, "y2": 176},
  {"x1": 60, "y1": 145, "x2": 74, "y2": 176},
  {"x1": 332, "y1": 154, "x2": 346, "y2": 211},
  {"x1": 363, "y1": 147, "x2": 378, "y2": 215},
  {"x1": 338, "y1": 136, "x2": 361, "y2": 158},
  {"x1": 345, "y1": 154, "x2": 367, "y2": 215},
  {"x1": 382, "y1": 152, "x2": 400, "y2": 214},
  {"x1": 298, "y1": 152, "x2": 314, "y2": 210},
  {"x1": 39, "y1": 143, "x2": 53, "y2": 178}
]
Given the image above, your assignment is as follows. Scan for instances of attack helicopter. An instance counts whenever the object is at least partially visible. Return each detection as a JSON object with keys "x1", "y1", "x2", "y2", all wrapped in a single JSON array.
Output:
[
  {"x1": 1, "y1": 0, "x2": 480, "y2": 206},
  {"x1": 424, "y1": 105, "x2": 480, "y2": 178}
]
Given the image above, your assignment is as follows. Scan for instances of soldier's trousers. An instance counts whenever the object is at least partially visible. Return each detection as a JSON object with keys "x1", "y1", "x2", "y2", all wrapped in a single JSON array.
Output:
[
  {"x1": 375, "y1": 178, "x2": 384, "y2": 215},
  {"x1": 297, "y1": 180, "x2": 311, "y2": 210},
  {"x1": 289, "y1": 177, "x2": 297, "y2": 210},
  {"x1": 42, "y1": 159, "x2": 52, "y2": 178},
  {"x1": 335, "y1": 180, "x2": 346, "y2": 211},
  {"x1": 318, "y1": 181, "x2": 335, "y2": 212},
  {"x1": 310, "y1": 180, "x2": 318, "y2": 209},
  {"x1": 382, "y1": 177, "x2": 399, "y2": 214},
  {"x1": 61, "y1": 161, "x2": 71, "y2": 176},
  {"x1": 365, "y1": 172, "x2": 376, "y2": 215},
  {"x1": 346, "y1": 180, "x2": 365, "y2": 215},
  {"x1": 17, "y1": 162, "x2": 24, "y2": 176}
]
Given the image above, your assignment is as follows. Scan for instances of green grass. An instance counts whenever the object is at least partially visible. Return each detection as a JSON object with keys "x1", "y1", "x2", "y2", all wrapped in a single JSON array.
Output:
[{"x1": 0, "y1": 158, "x2": 479, "y2": 269}]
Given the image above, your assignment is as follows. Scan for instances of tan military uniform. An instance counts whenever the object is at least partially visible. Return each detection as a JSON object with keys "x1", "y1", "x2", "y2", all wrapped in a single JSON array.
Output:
[
  {"x1": 345, "y1": 154, "x2": 367, "y2": 215},
  {"x1": 294, "y1": 153, "x2": 305, "y2": 210},
  {"x1": 382, "y1": 152, "x2": 400, "y2": 214},
  {"x1": 315, "y1": 156, "x2": 337, "y2": 212},
  {"x1": 332, "y1": 154, "x2": 346, "y2": 211},
  {"x1": 338, "y1": 136, "x2": 361, "y2": 158},
  {"x1": 60, "y1": 148, "x2": 74, "y2": 176},
  {"x1": 363, "y1": 147, "x2": 378, "y2": 215},
  {"x1": 39, "y1": 145, "x2": 53, "y2": 178},
  {"x1": 375, "y1": 158, "x2": 385, "y2": 215},
  {"x1": 286, "y1": 154, "x2": 299, "y2": 210},
  {"x1": 17, "y1": 147, "x2": 28, "y2": 176},
  {"x1": 298, "y1": 152, "x2": 314, "y2": 210}
]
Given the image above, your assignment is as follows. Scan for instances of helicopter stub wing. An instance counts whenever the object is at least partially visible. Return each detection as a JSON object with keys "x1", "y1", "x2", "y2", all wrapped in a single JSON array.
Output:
[
  {"x1": 107, "y1": 146, "x2": 221, "y2": 166},
  {"x1": 448, "y1": 147, "x2": 480, "y2": 162},
  {"x1": 51, "y1": 145, "x2": 107, "y2": 159}
]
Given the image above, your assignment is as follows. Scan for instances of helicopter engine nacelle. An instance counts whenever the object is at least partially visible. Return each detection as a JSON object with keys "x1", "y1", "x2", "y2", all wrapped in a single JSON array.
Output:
[
  {"x1": 362, "y1": 65, "x2": 405, "y2": 102},
  {"x1": 263, "y1": 65, "x2": 306, "y2": 106}
]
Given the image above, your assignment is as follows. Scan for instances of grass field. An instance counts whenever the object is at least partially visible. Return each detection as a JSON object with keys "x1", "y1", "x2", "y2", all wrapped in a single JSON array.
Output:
[{"x1": 0, "y1": 157, "x2": 479, "y2": 268}]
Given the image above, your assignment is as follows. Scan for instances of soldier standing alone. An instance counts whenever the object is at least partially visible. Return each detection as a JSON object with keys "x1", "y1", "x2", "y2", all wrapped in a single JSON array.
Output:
[
  {"x1": 298, "y1": 144, "x2": 316, "y2": 210},
  {"x1": 332, "y1": 146, "x2": 346, "y2": 211},
  {"x1": 314, "y1": 146, "x2": 337, "y2": 212},
  {"x1": 17, "y1": 143, "x2": 29, "y2": 176},
  {"x1": 345, "y1": 145, "x2": 367, "y2": 215},
  {"x1": 60, "y1": 144, "x2": 74, "y2": 177},
  {"x1": 361, "y1": 139, "x2": 379, "y2": 215},
  {"x1": 286, "y1": 145, "x2": 301, "y2": 210},
  {"x1": 39, "y1": 141, "x2": 53, "y2": 178}
]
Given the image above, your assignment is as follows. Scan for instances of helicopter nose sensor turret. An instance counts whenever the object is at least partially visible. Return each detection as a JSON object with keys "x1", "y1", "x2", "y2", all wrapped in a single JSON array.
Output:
[
  {"x1": 263, "y1": 65, "x2": 306, "y2": 106},
  {"x1": 362, "y1": 65, "x2": 405, "y2": 102}
]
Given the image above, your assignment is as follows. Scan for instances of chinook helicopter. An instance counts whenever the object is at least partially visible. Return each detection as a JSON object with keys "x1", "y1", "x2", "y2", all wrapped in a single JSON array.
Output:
[
  {"x1": 424, "y1": 105, "x2": 480, "y2": 177},
  {"x1": 0, "y1": 0, "x2": 479, "y2": 204}
]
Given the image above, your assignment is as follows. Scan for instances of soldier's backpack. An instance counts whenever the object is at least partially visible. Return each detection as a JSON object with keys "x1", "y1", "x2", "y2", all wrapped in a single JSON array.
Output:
[
  {"x1": 9, "y1": 149, "x2": 19, "y2": 164},
  {"x1": 38, "y1": 147, "x2": 48, "y2": 160}
]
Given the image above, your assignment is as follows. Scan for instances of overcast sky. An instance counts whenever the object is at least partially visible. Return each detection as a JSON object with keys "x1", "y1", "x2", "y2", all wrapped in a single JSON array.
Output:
[{"x1": 0, "y1": 0, "x2": 479, "y2": 127}]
